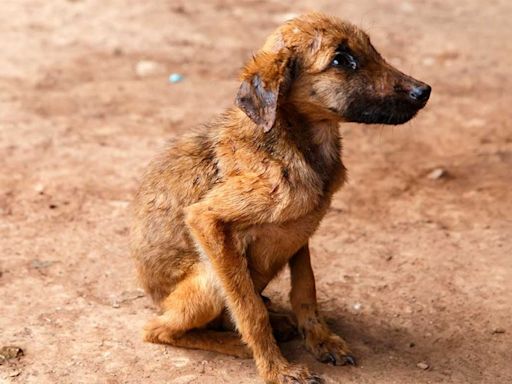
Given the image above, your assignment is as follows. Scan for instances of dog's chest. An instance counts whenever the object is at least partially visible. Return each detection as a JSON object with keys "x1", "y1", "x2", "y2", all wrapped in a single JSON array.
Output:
[
  {"x1": 239, "y1": 123, "x2": 344, "y2": 287},
  {"x1": 243, "y1": 200, "x2": 330, "y2": 288}
]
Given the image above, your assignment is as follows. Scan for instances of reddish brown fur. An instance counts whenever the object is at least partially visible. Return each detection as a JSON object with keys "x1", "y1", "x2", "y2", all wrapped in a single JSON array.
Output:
[{"x1": 131, "y1": 12, "x2": 430, "y2": 384}]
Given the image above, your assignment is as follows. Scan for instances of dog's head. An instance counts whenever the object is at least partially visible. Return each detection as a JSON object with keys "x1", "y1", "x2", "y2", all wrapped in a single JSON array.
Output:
[{"x1": 236, "y1": 12, "x2": 431, "y2": 131}]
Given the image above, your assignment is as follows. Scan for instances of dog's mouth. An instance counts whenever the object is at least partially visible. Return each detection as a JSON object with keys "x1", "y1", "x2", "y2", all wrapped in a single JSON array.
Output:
[{"x1": 344, "y1": 94, "x2": 429, "y2": 125}]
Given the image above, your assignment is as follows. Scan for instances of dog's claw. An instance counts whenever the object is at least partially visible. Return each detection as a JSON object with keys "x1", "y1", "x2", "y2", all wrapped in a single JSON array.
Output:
[
  {"x1": 320, "y1": 352, "x2": 336, "y2": 365},
  {"x1": 318, "y1": 351, "x2": 356, "y2": 366},
  {"x1": 344, "y1": 354, "x2": 357, "y2": 366},
  {"x1": 279, "y1": 367, "x2": 324, "y2": 384},
  {"x1": 287, "y1": 376, "x2": 324, "y2": 384},
  {"x1": 343, "y1": 354, "x2": 357, "y2": 366}
]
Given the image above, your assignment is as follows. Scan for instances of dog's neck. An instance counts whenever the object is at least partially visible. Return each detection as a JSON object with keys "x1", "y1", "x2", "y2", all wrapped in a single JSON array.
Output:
[
  {"x1": 309, "y1": 119, "x2": 341, "y2": 166},
  {"x1": 232, "y1": 107, "x2": 345, "y2": 193},
  {"x1": 232, "y1": 106, "x2": 342, "y2": 168},
  {"x1": 280, "y1": 112, "x2": 342, "y2": 165},
  {"x1": 272, "y1": 113, "x2": 344, "y2": 191}
]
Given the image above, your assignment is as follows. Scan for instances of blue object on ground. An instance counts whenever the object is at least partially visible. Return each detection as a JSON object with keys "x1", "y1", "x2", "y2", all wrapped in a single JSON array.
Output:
[{"x1": 168, "y1": 73, "x2": 184, "y2": 83}]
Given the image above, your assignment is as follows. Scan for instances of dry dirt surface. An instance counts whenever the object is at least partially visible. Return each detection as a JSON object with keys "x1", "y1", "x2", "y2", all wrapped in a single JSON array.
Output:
[{"x1": 1, "y1": 1, "x2": 511, "y2": 383}]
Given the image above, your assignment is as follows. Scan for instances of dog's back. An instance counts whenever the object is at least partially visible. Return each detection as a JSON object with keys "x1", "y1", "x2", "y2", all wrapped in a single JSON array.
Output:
[{"x1": 131, "y1": 123, "x2": 220, "y2": 303}]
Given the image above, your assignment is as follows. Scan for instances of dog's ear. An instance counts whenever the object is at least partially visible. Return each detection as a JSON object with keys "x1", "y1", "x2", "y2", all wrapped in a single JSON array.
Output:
[{"x1": 235, "y1": 50, "x2": 293, "y2": 132}]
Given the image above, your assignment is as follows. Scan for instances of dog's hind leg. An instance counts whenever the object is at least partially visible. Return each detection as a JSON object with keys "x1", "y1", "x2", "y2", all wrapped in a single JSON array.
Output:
[{"x1": 143, "y1": 263, "x2": 251, "y2": 358}]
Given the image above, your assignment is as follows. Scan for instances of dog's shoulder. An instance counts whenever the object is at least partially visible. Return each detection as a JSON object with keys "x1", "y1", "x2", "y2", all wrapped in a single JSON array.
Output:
[{"x1": 210, "y1": 108, "x2": 345, "y2": 221}]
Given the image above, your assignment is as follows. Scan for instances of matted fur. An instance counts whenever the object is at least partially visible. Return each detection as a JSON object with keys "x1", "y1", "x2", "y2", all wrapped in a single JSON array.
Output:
[{"x1": 131, "y1": 12, "x2": 430, "y2": 384}]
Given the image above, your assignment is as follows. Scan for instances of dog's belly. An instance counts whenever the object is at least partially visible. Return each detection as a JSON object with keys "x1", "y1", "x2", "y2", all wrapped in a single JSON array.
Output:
[{"x1": 244, "y1": 213, "x2": 324, "y2": 290}]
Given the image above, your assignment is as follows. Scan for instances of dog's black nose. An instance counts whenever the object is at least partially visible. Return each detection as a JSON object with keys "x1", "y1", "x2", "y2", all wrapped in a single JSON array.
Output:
[{"x1": 409, "y1": 84, "x2": 431, "y2": 103}]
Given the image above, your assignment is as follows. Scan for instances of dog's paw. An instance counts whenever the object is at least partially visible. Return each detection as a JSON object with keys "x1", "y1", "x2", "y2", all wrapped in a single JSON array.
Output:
[
  {"x1": 306, "y1": 332, "x2": 356, "y2": 366},
  {"x1": 268, "y1": 365, "x2": 324, "y2": 384},
  {"x1": 143, "y1": 318, "x2": 176, "y2": 344}
]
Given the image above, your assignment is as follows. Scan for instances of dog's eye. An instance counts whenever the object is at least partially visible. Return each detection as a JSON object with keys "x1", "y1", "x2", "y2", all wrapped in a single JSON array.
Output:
[{"x1": 332, "y1": 52, "x2": 358, "y2": 70}]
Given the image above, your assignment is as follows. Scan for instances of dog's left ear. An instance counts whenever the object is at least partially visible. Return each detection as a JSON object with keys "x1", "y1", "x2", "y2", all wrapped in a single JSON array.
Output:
[{"x1": 235, "y1": 50, "x2": 293, "y2": 132}]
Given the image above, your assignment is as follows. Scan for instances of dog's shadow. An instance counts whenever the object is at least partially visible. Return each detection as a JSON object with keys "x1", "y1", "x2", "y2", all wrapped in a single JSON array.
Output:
[{"x1": 278, "y1": 309, "x2": 483, "y2": 383}]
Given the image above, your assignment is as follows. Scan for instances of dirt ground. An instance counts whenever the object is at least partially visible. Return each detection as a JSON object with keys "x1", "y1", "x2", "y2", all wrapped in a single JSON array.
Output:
[{"x1": 1, "y1": 1, "x2": 511, "y2": 383}]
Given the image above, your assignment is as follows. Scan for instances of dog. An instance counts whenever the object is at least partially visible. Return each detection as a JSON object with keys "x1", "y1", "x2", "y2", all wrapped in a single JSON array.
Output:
[{"x1": 131, "y1": 12, "x2": 430, "y2": 384}]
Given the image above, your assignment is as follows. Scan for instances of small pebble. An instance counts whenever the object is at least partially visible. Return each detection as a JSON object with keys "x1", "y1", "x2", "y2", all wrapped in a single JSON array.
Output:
[
  {"x1": 31, "y1": 259, "x2": 54, "y2": 270},
  {"x1": 492, "y1": 327, "x2": 506, "y2": 334},
  {"x1": 34, "y1": 183, "x2": 45, "y2": 194},
  {"x1": 171, "y1": 356, "x2": 190, "y2": 368},
  {"x1": 168, "y1": 73, "x2": 184, "y2": 83},
  {"x1": 135, "y1": 60, "x2": 161, "y2": 77},
  {"x1": 8, "y1": 369, "x2": 22, "y2": 377},
  {"x1": 427, "y1": 168, "x2": 448, "y2": 180},
  {"x1": 399, "y1": 2, "x2": 415, "y2": 13},
  {"x1": 353, "y1": 303, "x2": 362, "y2": 311},
  {"x1": 112, "y1": 47, "x2": 123, "y2": 56},
  {"x1": 422, "y1": 57, "x2": 435, "y2": 66},
  {"x1": 0, "y1": 346, "x2": 24, "y2": 363},
  {"x1": 417, "y1": 362, "x2": 429, "y2": 370}
]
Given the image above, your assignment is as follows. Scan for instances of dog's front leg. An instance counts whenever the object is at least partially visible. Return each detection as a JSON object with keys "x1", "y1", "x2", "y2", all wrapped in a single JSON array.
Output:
[
  {"x1": 185, "y1": 178, "x2": 322, "y2": 384},
  {"x1": 289, "y1": 244, "x2": 356, "y2": 366}
]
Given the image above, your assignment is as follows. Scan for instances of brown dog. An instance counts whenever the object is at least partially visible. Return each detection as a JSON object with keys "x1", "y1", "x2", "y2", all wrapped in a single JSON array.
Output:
[{"x1": 131, "y1": 12, "x2": 430, "y2": 384}]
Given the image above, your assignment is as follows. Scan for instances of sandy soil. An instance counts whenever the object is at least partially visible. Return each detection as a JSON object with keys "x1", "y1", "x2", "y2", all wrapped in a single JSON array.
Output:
[{"x1": 1, "y1": 1, "x2": 511, "y2": 383}]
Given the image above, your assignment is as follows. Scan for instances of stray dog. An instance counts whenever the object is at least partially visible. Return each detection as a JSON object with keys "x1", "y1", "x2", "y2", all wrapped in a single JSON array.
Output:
[{"x1": 131, "y1": 12, "x2": 430, "y2": 384}]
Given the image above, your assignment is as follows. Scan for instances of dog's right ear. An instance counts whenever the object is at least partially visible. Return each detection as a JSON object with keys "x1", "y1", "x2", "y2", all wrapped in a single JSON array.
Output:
[{"x1": 235, "y1": 50, "x2": 292, "y2": 132}]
